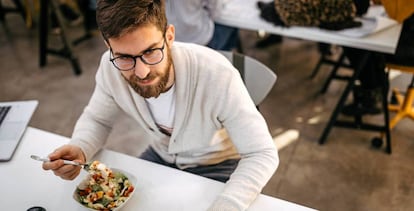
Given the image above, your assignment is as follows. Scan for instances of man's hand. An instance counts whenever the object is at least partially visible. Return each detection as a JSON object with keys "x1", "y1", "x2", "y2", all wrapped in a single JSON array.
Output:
[{"x1": 42, "y1": 144, "x2": 86, "y2": 180}]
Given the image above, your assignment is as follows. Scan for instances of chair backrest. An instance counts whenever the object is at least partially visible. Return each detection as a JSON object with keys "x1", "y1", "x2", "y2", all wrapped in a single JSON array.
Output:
[{"x1": 219, "y1": 51, "x2": 277, "y2": 106}]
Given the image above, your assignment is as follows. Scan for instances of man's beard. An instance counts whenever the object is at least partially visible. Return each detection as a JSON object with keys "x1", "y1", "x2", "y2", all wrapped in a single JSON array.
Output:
[{"x1": 124, "y1": 48, "x2": 172, "y2": 98}]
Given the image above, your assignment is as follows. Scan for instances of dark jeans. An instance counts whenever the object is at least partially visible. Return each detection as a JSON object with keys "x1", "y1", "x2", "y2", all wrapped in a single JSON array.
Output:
[
  {"x1": 139, "y1": 146, "x2": 240, "y2": 183},
  {"x1": 343, "y1": 13, "x2": 414, "y2": 92},
  {"x1": 343, "y1": 47, "x2": 386, "y2": 90},
  {"x1": 207, "y1": 23, "x2": 240, "y2": 51}
]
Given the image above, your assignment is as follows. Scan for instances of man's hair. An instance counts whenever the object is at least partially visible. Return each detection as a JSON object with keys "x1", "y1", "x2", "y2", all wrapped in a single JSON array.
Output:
[{"x1": 96, "y1": 0, "x2": 167, "y2": 40}]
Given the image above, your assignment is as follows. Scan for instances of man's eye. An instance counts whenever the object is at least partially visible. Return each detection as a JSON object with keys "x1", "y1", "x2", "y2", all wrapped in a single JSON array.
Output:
[
  {"x1": 143, "y1": 49, "x2": 155, "y2": 55},
  {"x1": 118, "y1": 56, "x2": 132, "y2": 61}
]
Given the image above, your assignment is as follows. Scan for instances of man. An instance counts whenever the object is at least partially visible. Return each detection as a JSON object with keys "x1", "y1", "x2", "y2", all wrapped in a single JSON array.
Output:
[{"x1": 42, "y1": 0, "x2": 279, "y2": 210}]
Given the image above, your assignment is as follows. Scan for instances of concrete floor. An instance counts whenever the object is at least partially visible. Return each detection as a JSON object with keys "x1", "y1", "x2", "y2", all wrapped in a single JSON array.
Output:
[{"x1": 1, "y1": 13, "x2": 413, "y2": 211}]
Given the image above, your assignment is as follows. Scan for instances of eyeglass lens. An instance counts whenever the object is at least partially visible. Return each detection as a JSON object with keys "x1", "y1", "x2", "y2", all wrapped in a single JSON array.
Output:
[{"x1": 112, "y1": 44, "x2": 164, "y2": 71}]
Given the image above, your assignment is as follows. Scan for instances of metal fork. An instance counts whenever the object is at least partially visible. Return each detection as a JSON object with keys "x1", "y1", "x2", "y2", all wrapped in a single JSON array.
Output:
[{"x1": 30, "y1": 155, "x2": 90, "y2": 170}]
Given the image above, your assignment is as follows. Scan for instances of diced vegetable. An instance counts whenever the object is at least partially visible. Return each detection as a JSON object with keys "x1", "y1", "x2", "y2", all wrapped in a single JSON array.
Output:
[{"x1": 75, "y1": 161, "x2": 134, "y2": 210}]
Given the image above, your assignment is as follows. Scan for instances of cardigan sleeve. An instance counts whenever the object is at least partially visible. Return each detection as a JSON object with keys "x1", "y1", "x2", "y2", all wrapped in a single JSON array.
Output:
[
  {"x1": 208, "y1": 67, "x2": 279, "y2": 210},
  {"x1": 70, "y1": 60, "x2": 122, "y2": 161}
]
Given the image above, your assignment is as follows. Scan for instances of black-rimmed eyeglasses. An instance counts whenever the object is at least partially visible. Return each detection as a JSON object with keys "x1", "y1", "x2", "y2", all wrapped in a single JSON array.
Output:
[{"x1": 110, "y1": 40, "x2": 165, "y2": 71}]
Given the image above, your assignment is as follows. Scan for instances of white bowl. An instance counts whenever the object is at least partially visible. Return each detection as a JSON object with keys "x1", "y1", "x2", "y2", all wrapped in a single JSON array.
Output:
[{"x1": 73, "y1": 168, "x2": 136, "y2": 210}]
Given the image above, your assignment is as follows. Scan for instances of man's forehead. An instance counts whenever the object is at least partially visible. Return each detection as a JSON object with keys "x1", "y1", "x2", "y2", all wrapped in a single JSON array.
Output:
[{"x1": 108, "y1": 26, "x2": 164, "y2": 54}]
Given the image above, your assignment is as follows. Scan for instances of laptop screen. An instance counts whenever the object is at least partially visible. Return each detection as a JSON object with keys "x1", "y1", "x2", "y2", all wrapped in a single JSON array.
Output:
[{"x1": 0, "y1": 100, "x2": 38, "y2": 161}]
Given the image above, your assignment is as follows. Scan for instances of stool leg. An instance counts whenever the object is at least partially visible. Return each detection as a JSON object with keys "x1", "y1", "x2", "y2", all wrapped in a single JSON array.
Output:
[
  {"x1": 401, "y1": 87, "x2": 414, "y2": 113},
  {"x1": 379, "y1": 74, "x2": 414, "y2": 153},
  {"x1": 389, "y1": 76, "x2": 414, "y2": 129}
]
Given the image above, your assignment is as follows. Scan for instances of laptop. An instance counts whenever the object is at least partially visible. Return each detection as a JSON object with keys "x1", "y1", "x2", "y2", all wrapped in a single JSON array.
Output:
[{"x1": 0, "y1": 100, "x2": 38, "y2": 161}]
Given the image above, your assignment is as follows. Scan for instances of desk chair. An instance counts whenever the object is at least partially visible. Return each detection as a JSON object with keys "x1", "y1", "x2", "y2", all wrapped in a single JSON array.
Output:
[
  {"x1": 219, "y1": 51, "x2": 277, "y2": 106},
  {"x1": 386, "y1": 63, "x2": 414, "y2": 129}
]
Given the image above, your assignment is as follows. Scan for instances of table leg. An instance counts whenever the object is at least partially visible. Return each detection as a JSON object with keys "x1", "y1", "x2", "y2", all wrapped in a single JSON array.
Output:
[
  {"x1": 318, "y1": 52, "x2": 371, "y2": 144},
  {"x1": 381, "y1": 71, "x2": 391, "y2": 154},
  {"x1": 39, "y1": 0, "x2": 48, "y2": 67}
]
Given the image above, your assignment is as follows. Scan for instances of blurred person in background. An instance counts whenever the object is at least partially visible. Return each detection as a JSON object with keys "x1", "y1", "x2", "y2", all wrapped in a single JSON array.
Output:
[
  {"x1": 165, "y1": 0, "x2": 240, "y2": 51},
  {"x1": 342, "y1": 0, "x2": 414, "y2": 116}
]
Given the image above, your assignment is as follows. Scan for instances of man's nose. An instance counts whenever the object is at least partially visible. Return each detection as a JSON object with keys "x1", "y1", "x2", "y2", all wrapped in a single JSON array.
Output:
[{"x1": 133, "y1": 58, "x2": 151, "y2": 79}]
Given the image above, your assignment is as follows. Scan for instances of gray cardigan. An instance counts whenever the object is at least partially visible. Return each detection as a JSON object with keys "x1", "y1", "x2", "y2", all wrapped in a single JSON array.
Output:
[{"x1": 70, "y1": 42, "x2": 279, "y2": 210}]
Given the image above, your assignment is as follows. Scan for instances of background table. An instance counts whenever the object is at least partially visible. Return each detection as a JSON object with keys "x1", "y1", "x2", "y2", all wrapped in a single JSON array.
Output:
[
  {"x1": 215, "y1": 0, "x2": 401, "y2": 54},
  {"x1": 215, "y1": 0, "x2": 403, "y2": 153},
  {"x1": 0, "y1": 127, "x2": 316, "y2": 211}
]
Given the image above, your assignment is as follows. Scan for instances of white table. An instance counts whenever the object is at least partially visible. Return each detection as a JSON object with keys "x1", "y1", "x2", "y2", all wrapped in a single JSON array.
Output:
[
  {"x1": 0, "y1": 127, "x2": 316, "y2": 211},
  {"x1": 215, "y1": 0, "x2": 402, "y2": 54}
]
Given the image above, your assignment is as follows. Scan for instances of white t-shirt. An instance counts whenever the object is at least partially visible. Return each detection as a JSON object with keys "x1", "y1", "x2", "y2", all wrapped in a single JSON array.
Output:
[{"x1": 145, "y1": 84, "x2": 176, "y2": 135}]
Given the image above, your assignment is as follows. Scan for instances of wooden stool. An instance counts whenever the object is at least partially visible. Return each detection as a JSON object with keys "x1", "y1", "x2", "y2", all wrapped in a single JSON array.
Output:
[{"x1": 387, "y1": 63, "x2": 414, "y2": 129}]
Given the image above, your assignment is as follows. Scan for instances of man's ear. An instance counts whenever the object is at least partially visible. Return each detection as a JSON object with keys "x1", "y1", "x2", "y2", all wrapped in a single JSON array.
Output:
[{"x1": 165, "y1": 24, "x2": 175, "y2": 45}]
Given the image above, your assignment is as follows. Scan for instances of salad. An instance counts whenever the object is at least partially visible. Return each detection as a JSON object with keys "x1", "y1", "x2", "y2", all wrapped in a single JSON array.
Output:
[{"x1": 75, "y1": 161, "x2": 135, "y2": 210}]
